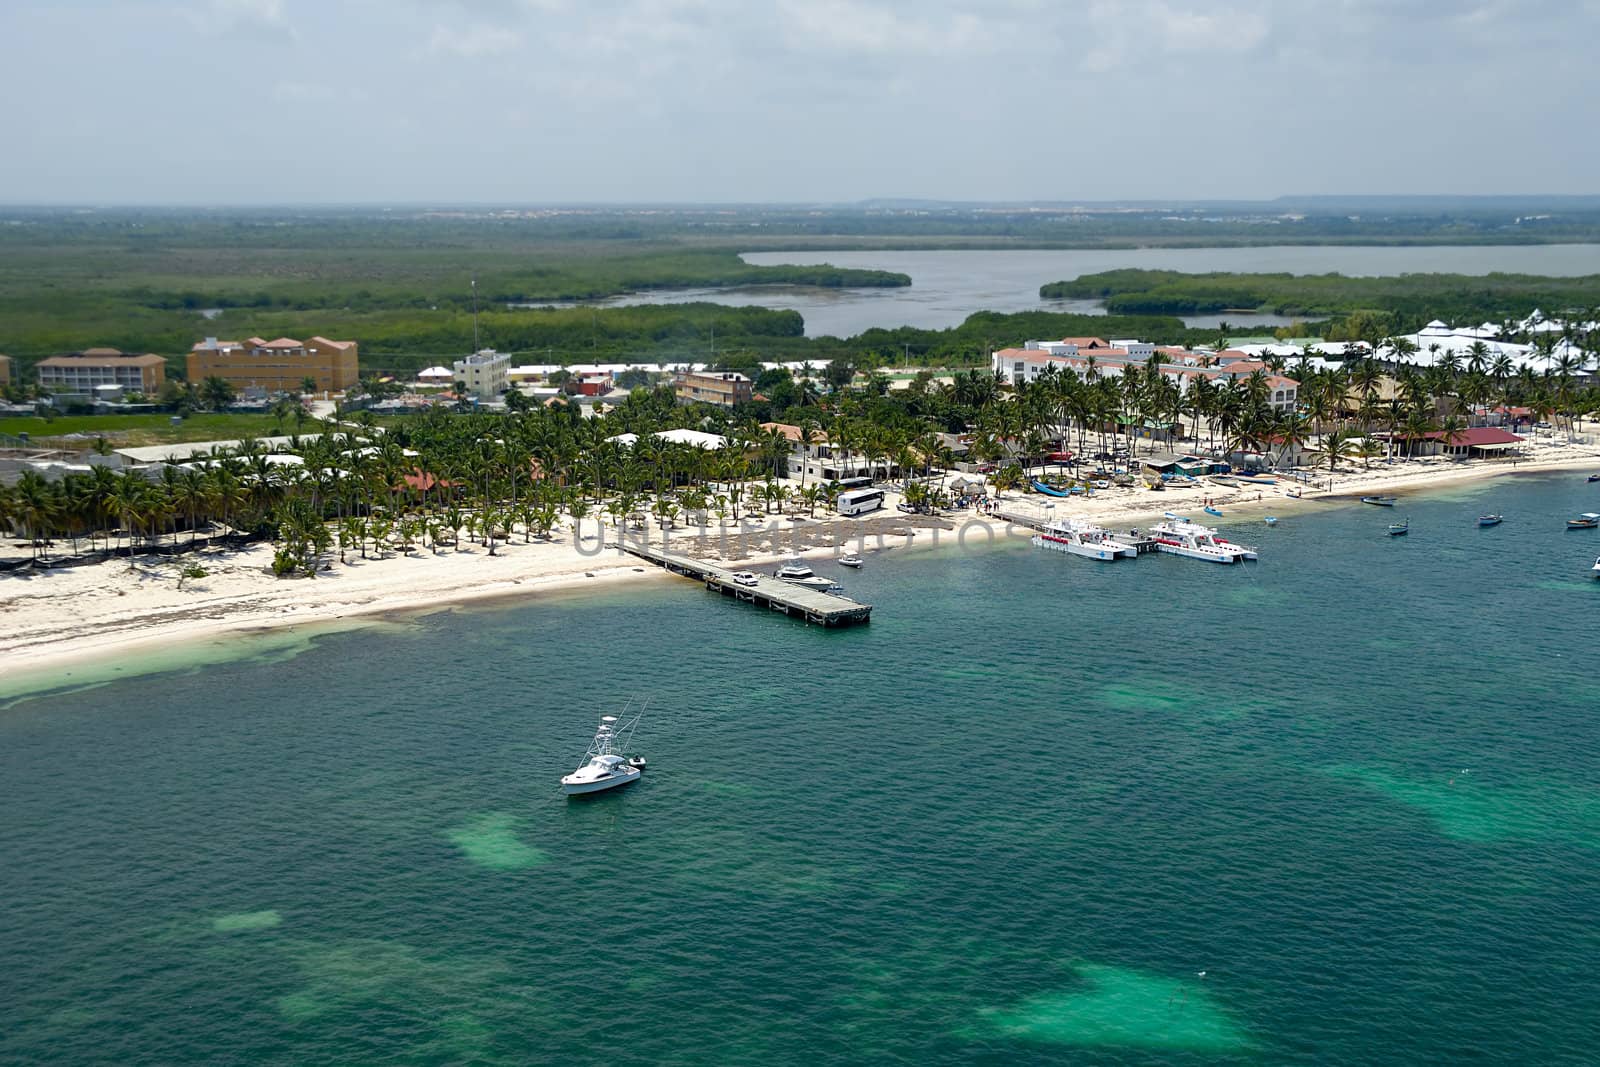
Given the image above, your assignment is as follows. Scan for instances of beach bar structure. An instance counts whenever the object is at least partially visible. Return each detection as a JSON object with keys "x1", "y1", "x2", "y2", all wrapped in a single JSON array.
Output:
[{"x1": 621, "y1": 544, "x2": 871, "y2": 627}]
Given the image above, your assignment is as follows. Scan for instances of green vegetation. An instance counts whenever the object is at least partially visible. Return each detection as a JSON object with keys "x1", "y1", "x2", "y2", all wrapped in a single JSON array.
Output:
[
  {"x1": 0, "y1": 212, "x2": 905, "y2": 364},
  {"x1": 1042, "y1": 269, "x2": 1600, "y2": 325},
  {"x1": 7, "y1": 205, "x2": 1600, "y2": 374},
  {"x1": 2, "y1": 413, "x2": 288, "y2": 447}
]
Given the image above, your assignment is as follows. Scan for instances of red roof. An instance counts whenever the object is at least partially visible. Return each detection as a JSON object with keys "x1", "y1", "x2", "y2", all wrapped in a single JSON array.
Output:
[{"x1": 402, "y1": 468, "x2": 457, "y2": 491}]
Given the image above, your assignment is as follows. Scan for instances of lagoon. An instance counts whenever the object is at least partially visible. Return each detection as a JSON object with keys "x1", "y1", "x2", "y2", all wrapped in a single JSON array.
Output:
[{"x1": 520, "y1": 245, "x2": 1600, "y2": 338}]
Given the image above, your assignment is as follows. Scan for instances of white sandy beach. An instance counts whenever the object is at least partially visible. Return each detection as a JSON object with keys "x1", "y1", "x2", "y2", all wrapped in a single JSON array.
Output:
[{"x1": 4, "y1": 432, "x2": 1597, "y2": 685}]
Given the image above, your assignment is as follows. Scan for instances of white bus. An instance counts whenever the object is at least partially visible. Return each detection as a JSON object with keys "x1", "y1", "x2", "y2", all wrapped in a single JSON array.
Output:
[{"x1": 836, "y1": 487, "x2": 886, "y2": 516}]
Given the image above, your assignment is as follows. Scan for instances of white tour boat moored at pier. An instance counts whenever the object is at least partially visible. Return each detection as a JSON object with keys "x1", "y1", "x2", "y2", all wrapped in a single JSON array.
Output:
[
  {"x1": 1149, "y1": 516, "x2": 1246, "y2": 564},
  {"x1": 1032, "y1": 519, "x2": 1124, "y2": 561}
]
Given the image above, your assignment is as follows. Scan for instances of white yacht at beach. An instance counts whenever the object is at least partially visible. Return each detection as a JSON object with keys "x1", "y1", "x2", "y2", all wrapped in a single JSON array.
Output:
[
  {"x1": 561, "y1": 710, "x2": 644, "y2": 796},
  {"x1": 1032, "y1": 519, "x2": 1124, "y2": 561},
  {"x1": 1149, "y1": 517, "x2": 1246, "y2": 564},
  {"x1": 774, "y1": 558, "x2": 836, "y2": 589}
]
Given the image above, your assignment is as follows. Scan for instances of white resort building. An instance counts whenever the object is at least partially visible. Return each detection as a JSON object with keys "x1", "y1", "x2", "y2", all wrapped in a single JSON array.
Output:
[{"x1": 452, "y1": 349, "x2": 510, "y2": 399}]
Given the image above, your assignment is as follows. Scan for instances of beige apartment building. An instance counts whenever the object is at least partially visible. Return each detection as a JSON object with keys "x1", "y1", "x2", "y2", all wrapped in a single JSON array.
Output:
[
  {"x1": 36, "y1": 349, "x2": 167, "y2": 394},
  {"x1": 187, "y1": 336, "x2": 359, "y2": 394},
  {"x1": 674, "y1": 371, "x2": 753, "y2": 407}
]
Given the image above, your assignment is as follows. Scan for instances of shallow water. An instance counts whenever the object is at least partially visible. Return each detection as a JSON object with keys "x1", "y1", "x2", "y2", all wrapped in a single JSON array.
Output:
[{"x1": 2, "y1": 473, "x2": 1599, "y2": 1064}]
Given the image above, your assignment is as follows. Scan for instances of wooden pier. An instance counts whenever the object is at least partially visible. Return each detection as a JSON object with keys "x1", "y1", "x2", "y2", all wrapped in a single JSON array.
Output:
[
  {"x1": 621, "y1": 545, "x2": 871, "y2": 627},
  {"x1": 993, "y1": 508, "x2": 1161, "y2": 554}
]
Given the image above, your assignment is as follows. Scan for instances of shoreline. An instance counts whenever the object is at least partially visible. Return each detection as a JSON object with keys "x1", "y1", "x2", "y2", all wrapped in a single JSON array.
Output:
[{"x1": 4, "y1": 446, "x2": 1597, "y2": 695}]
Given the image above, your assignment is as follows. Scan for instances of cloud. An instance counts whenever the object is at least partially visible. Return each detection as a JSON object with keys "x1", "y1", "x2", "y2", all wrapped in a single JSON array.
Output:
[
  {"x1": 777, "y1": 0, "x2": 997, "y2": 56},
  {"x1": 200, "y1": 0, "x2": 295, "y2": 36},
  {"x1": 2, "y1": 0, "x2": 1598, "y2": 201},
  {"x1": 428, "y1": 22, "x2": 523, "y2": 55}
]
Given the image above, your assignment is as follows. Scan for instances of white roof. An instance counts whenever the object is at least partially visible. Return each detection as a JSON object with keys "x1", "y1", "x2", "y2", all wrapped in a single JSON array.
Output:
[
  {"x1": 655, "y1": 428, "x2": 727, "y2": 449},
  {"x1": 416, "y1": 366, "x2": 453, "y2": 378},
  {"x1": 115, "y1": 434, "x2": 304, "y2": 464},
  {"x1": 605, "y1": 429, "x2": 728, "y2": 450}
]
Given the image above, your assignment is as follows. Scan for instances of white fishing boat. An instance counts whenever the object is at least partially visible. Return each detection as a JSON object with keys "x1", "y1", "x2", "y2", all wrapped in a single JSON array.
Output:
[
  {"x1": 1592, "y1": 555, "x2": 1600, "y2": 578},
  {"x1": 774, "y1": 558, "x2": 836, "y2": 589},
  {"x1": 1032, "y1": 519, "x2": 1122, "y2": 561},
  {"x1": 838, "y1": 553, "x2": 864, "y2": 568},
  {"x1": 1149, "y1": 517, "x2": 1245, "y2": 563},
  {"x1": 561, "y1": 709, "x2": 644, "y2": 796}
]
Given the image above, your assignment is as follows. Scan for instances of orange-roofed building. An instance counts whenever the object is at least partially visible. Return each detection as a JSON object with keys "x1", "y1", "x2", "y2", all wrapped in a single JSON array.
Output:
[{"x1": 188, "y1": 335, "x2": 359, "y2": 395}]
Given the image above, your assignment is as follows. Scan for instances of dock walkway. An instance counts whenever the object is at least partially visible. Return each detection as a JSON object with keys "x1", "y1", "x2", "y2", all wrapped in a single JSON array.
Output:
[{"x1": 621, "y1": 544, "x2": 871, "y2": 627}]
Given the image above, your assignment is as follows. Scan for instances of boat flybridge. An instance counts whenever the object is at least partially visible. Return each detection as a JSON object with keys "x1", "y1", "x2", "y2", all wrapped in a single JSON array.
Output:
[
  {"x1": 774, "y1": 558, "x2": 837, "y2": 589},
  {"x1": 1150, "y1": 515, "x2": 1247, "y2": 563},
  {"x1": 561, "y1": 706, "x2": 646, "y2": 796}
]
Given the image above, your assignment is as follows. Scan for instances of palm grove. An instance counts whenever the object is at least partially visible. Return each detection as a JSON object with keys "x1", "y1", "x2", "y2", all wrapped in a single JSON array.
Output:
[{"x1": 2, "y1": 344, "x2": 1596, "y2": 576}]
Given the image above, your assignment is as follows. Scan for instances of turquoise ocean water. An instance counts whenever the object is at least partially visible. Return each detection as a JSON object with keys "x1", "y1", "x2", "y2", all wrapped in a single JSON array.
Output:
[{"x1": 3, "y1": 473, "x2": 1599, "y2": 1064}]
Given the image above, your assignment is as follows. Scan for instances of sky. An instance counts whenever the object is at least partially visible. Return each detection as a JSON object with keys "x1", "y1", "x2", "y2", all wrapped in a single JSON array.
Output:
[{"x1": 2, "y1": 0, "x2": 1596, "y2": 204}]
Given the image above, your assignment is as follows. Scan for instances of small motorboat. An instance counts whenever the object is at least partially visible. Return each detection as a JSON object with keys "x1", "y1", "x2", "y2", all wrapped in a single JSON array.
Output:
[
  {"x1": 1286, "y1": 488, "x2": 1302, "y2": 499},
  {"x1": 1592, "y1": 555, "x2": 1600, "y2": 577},
  {"x1": 1264, "y1": 516, "x2": 1278, "y2": 526},
  {"x1": 1477, "y1": 514, "x2": 1503, "y2": 527},
  {"x1": 1587, "y1": 473, "x2": 1600, "y2": 483},
  {"x1": 1203, "y1": 506, "x2": 1223, "y2": 517},
  {"x1": 838, "y1": 553, "x2": 864, "y2": 568},
  {"x1": 1388, "y1": 521, "x2": 1410, "y2": 537},
  {"x1": 561, "y1": 709, "x2": 645, "y2": 796},
  {"x1": 1569, "y1": 513, "x2": 1600, "y2": 530},
  {"x1": 774, "y1": 558, "x2": 836, "y2": 589},
  {"x1": 1362, "y1": 496, "x2": 1399, "y2": 507}
]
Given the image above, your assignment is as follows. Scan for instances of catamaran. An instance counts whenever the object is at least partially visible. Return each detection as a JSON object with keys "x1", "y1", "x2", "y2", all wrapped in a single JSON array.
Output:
[
  {"x1": 1149, "y1": 516, "x2": 1245, "y2": 563},
  {"x1": 561, "y1": 708, "x2": 645, "y2": 796},
  {"x1": 1032, "y1": 519, "x2": 1124, "y2": 561}
]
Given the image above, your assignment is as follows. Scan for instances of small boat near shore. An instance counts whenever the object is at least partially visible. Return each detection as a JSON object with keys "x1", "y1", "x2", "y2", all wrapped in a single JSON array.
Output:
[
  {"x1": 1203, "y1": 506, "x2": 1223, "y2": 517},
  {"x1": 1592, "y1": 555, "x2": 1600, "y2": 577},
  {"x1": 1389, "y1": 521, "x2": 1410, "y2": 537},
  {"x1": 1362, "y1": 496, "x2": 1398, "y2": 507},
  {"x1": 1587, "y1": 473, "x2": 1600, "y2": 483},
  {"x1": 1264, "y1": 516, "x2": 1278, "y2": 526},
  {"x1": 838, "y1": 553, "x2": 864, "y2": 568},
  {"x1": 561, "y1": 709, "x2": 645, "y2": 796},
  {"x1": 1568, "y1": 513, "x2": 1600, "y2": 530},
  {"x1": 774, "y1": 559, "x2": 837, "y2": 589},
  {"x1": 1477, "y1": 514, "x2": 1503, "y2": 527}
]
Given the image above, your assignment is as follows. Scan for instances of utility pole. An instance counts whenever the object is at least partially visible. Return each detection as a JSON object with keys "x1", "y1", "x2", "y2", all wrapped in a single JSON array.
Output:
[{"x1": 471, "y1": 276, "x2": 479, "y2": 353}]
